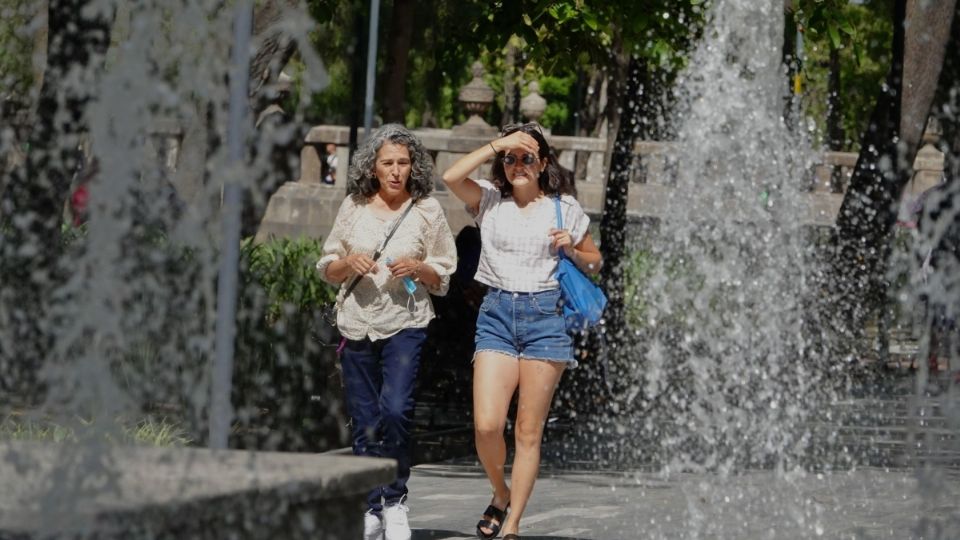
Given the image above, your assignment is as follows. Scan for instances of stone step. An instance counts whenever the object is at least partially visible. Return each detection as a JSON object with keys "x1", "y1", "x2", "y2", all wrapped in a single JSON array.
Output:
[{"x1": 810, "y1": 423, "x2": 960, "y2": 438}]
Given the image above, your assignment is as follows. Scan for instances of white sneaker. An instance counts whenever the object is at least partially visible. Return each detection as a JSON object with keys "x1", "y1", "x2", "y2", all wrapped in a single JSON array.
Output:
[
  {"x1": 363, "y1": 510, "x2": 384, "y2": 540},
  {"x1": 383, "y1": 499, "x2": 411, "y2": 540}
]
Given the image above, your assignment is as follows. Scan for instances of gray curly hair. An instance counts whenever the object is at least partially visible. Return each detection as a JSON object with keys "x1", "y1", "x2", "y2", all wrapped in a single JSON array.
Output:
[{"x1": 347, "y1": 123, "x2": 435, "y2": 202}]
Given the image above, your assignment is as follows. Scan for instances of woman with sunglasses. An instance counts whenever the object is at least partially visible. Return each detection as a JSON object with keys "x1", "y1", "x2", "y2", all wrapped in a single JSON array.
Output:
[{"x1": 442, "y1": 123, "x2": 602, "y2": 540}]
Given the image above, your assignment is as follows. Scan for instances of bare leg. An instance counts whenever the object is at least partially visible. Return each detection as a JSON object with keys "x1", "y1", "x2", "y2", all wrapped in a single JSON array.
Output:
[
  {"x1": 500, "y1": 359, "x2": 566, "y2": 536},
  {"x1": 473, "y1": 351, "x2": 519, "y2": 535}
]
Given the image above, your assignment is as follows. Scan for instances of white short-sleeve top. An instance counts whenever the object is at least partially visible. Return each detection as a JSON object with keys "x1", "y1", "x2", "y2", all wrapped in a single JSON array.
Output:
[
  {"x1": 315, "y1": 195, "x2": 457, "y2": 341},
  {"x1": 473, "y1": 182, "x2": 590, "y2": 293}
]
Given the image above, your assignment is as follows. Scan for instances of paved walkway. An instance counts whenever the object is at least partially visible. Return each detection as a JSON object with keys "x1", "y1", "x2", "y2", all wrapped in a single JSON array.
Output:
[
  {"x1": 406, "y1": 460, "x2": 960, "y2": 539},
  {"x1": 401, "y1": 373, "x2": 960, "y2": 539}
]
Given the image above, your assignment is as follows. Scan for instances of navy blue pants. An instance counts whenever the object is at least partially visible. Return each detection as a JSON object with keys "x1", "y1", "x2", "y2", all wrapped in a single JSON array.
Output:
[{"x1": 340, "y1": 327, "x2": 426, "y2": 512}]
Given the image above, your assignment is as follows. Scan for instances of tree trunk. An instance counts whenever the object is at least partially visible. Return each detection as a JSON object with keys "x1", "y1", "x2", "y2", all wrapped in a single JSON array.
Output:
[
  {"x1": 381, "y1": 0, "x2": 415, "y2": 124},
  {"x1": 348, "y1": 4, "x2": 365, "y2": 157},
  {"x1": 599, "y1": 31, "x2": 631, "y2": 180},
  {"x1": 932, "y1": 5, "x2": 960, "y2": 184},
  {"x1": 830, "y1": 0, "x2": 956, "y2": 337},
  {"x1": 566, "y1": 55, "x2": 644, "y2": 410},
  {"x1": 0, "y1": 0, "x2": 111, "y2": 403},
  {"x1": 600, "y1": 56, "x2": 644, "y2": 337},
  {"x1": 900, "y1": 0, "x2": 958, "y2": 154},
  {"x1": 827, "y1": 43, "x2": 845, "y2": 191},
  {"x1": 28, "y1": 0, "x2": 49, "y2": 121},
  {"x1": 500, "y1": 41, "x2": 517, "y2": 127}
]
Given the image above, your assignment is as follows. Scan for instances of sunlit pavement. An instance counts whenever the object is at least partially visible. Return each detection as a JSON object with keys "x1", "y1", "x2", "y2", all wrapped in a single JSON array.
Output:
[
  {"x1": 405, "y1": 382, "x2": 960, "y2": 540},
  {"x1": 400, "y1": 369, "x2": 960, "y2": 539},
  {"x1": 406, "y1": 459, "x2": 960, "y2": 540}
]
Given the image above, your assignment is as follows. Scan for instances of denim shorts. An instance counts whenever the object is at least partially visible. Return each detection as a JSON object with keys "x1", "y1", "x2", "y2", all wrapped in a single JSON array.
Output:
[{"x1": 474, "y1": 288, "x2": 577, "y2": 367}]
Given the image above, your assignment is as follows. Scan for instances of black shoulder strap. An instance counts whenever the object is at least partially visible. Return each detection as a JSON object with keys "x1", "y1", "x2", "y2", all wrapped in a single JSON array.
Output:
[{"x1": 340, "y1": 198, "x2": 417, "y2": 299}]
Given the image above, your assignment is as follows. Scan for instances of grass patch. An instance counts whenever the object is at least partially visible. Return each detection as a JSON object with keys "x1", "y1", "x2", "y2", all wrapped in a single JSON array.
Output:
[{"x1": 0, "y1": 413, "x2": 192, "y2": 447}]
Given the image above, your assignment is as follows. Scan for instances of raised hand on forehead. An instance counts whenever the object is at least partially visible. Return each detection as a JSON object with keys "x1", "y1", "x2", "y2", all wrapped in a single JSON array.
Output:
[{"x1": 494, "y1": 130, "x2": 539, "y2": 156}]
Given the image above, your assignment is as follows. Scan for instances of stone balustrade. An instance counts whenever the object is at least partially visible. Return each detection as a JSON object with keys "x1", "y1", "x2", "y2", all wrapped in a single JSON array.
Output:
[
  {"x1": 260, "y1": 123, "x2": 944, "y2": 242},
  {"x1": 45, "y1": 119, "x2": 940, "y2": 242},
  {"x1": 258, "y1": 125, "x2": 613, "y2": 241},
  {"x1": 257, "y1": 125, "x2": 943, "y2": 240}
]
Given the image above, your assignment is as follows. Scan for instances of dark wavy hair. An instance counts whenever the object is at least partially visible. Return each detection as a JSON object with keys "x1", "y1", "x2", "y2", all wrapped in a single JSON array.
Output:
[
  {"x1": 347, "y1": 123, "x2": 434, "y2": 202},
  {"x1": 490, "y1": 122, "x2": 577, "y2": 198}
]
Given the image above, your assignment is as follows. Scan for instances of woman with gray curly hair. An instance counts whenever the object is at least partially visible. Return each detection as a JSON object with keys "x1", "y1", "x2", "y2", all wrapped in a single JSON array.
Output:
[{"x1": 316, "y1": 124, "x2": 457, "y2": 540}]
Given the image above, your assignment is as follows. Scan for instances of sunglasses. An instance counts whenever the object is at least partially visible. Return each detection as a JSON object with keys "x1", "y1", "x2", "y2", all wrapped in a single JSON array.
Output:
[
  {"x1": 502, "y1": 153, "x2": 538, "y2": 166},
  {"x1": 502, "y1": 122, "x2": 545, "y2": 137}
]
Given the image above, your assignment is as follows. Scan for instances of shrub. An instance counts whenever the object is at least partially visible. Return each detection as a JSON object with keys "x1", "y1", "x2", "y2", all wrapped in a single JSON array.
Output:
[{"x1": 232, "y1": 236, "x2": 347, "y2": 452}]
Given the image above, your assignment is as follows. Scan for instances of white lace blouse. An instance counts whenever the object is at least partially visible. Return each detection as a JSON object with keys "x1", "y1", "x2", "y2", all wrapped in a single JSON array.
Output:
[{"x1": 316, "y1": 195, "x2": 457, "y2": 341}]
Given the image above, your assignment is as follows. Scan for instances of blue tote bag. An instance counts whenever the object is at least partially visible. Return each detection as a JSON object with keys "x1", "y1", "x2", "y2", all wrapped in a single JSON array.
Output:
[{"x1": 553, "y1": 197, "x2": 607, "y2": 332}]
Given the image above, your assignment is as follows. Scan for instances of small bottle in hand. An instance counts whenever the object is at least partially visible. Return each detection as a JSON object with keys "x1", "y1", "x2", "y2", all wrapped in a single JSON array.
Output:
[{"x1": 385, "y1": 257, "x2": 417, "y2": 295}]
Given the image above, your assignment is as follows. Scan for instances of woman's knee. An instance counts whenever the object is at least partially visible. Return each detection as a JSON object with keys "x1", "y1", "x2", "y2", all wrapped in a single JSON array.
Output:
[
  {"x1": 380, "y1": 402, "x2": 413, "y2": 428},
  {"x1": 513, "y1": 418, "x2": 544, "y2": 449},
  {"x1": 474, "y1": 418, "x2": 506, "y2": 439}
]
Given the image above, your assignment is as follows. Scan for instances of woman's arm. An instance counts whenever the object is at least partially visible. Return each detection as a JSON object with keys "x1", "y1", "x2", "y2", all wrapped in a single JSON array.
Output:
[
  {"x1": 441, "y1": 130, "x2": 540, "y2": 211},
  {"x1": 549, "y1": 230, "x2": 603, "y2": 275},
  {"x1": 386, "y1": 258, "x2": 442, "y2": 289},
  {"x1": 324, "y1": 253, "x2": 379, "y2": 283},
  {"x1": 387, "y1": 202, "x2": 457, "y2": 295},
  {"x1": 317, "y1": 197, "x2": 372, "y2": 284},
  {"x1": 440, "y1": 147, "x2": 491, "y2": 211}
]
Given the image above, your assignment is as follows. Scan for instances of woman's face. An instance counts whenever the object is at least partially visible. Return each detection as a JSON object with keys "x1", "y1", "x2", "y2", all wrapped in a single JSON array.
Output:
[
  {"x1": 502, "y1": 147, "x2": 545, "y2": 188},
  {"x1": 374, "y1": 142, "x2": 412, "y2": 198}
]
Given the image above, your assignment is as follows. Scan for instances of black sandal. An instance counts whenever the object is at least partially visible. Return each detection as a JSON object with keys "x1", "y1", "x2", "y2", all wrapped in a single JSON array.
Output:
[
  {"x1": 502, "y1": 535, "x2": 521, "y2": 540},
  {"x1": 475, "y1": 502, "x2": 509, "y2": 539}
]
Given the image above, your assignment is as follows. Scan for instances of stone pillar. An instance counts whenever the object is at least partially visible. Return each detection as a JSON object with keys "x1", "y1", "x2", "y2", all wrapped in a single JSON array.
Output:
[
  {"x1": 298, "y1": 144, "x2": 324, "y2": 184},
  {"x1": 910, "y1": 116, "x2": 945, "y2": 194},
  {"x1": 897, "y1": 116, "x2": 944, "y2": 223},
  {"x1": 519, "y1": 81, "x2": 547, "y2": 129},
  {"x1": 451, "y1": 62, "x2": 497, "y2": 137}
]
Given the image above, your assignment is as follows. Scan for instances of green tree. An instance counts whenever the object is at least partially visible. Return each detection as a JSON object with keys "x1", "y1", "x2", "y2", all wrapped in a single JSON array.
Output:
[
  {"x1": 300, "y1": 1, "x2": 705, "y2": 398},
  {"x1": 794, "y1": 0, "x2": 895, "y2": 152},
  {"x1": 822, "y1": 0, "x2": 959, "y2": 346},
  {"x1": 0, "y1": 0, "x2": 34, "y2": 102}
]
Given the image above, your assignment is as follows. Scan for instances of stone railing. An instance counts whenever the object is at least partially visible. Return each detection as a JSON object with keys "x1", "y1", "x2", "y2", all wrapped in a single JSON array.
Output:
[
  {"x1": 247, "y1": 124, "x2": 945, "y2": 242},
  {"x1": 7, "y1": 114, "x2": 942, "y2": 242},
  {"x1": 259, "y1": 125, "x2": 612, "y2": 240}
]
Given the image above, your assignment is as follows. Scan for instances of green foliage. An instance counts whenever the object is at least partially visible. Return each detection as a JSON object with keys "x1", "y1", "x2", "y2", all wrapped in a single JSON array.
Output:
[
  {"x1": 21, "y1": 226, "x2": 342, "y2": 451},
  {"x1": 795, "y1": 0, "x2": 894, "y2": 150},
  {"x1": 300, "y1": 0, "x2": 707, "y2": 132},
  {"x1": 0, "y1": 414, "x2": 192, "y2": 446},
  {"x1": 0, "y1": 415, "x2": 74, "y2": 443},
  {"x1": 534, "y1": 73, "x2": 577, "y2": 131},
  {"x1": 60, "y1": 222, "x2": 88, "y2": 247},
  {"x1": 123, "y1": 416, "x2": 193, "y2": 446},
  {"x1": 297, "y1": 0, "x2": 883, "y2": 148},
  {"x1": 232, "y1": 235, "x2": 346, "y2": 452},
  {"x1": 621, "y1": 246, "x2": 705, "y2": 331},
  {"x1": 623, "y1": 248, "x2": 656, "y2": 328},
  {"x1": 0, "y1": 0, "x2": 34, "y2": 100},
  {"x1": 795, "y1": 0, "x2": 859, "y2": 51},
  {"x1": 304, "y1": 55, "x2": 354, "y2": 125},
  {"x1": 240, "y1": 236, "x2": 337, "y2": 320}
]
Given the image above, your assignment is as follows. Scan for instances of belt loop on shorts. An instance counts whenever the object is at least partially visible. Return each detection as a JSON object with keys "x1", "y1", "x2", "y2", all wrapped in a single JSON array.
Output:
[{"x1": 489, "y1": 287, "x2": 559, "y2": 297}]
